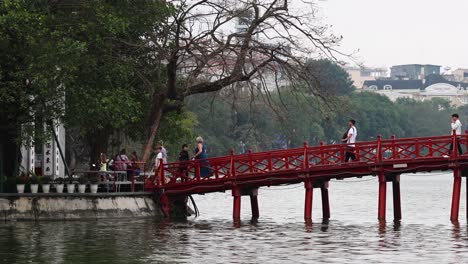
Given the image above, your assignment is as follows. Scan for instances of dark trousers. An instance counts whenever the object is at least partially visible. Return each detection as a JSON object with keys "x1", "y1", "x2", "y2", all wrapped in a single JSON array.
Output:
[
  {"x1": 449, "y1": 138, "x2": 463, "y2": 155},
  {"x1": 345, "y1": 147, "x2": 356, "y2": 162}
]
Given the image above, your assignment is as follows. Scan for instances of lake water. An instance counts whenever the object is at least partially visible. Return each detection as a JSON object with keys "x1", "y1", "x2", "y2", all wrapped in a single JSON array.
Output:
[{"x1": 1, "y1": 173, "x2": 467, "y2": 263}]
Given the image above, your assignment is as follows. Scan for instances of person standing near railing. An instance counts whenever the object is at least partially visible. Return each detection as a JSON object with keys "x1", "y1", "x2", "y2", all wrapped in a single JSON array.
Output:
[
  {"x1": 342, "y1": 119, "x2": 358, "y2": 162},
  {"x1": 449, "y1": 113, "x2": 463, "y2": 155},
  {"x1": 153, "y1": 147, "x2": 164, "y2": 184},
  {"x1": 178, "y1": 144, "x2": 190, "y2": 181},
  {"x1": 154, "y1": 147, "x2": 163, "y2": 170},
  {"x1": 193, "y1": 136, "x2": 212, "y2": 177},
  {"x1": 157, "y1": 142, "x2": 168, "y2": 164},
  {"x1": 99, "y1": 153, "x2": 108, "y2": 171}
]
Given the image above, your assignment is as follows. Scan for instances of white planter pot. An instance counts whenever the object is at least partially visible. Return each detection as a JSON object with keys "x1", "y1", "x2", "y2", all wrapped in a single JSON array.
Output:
[
  {"x1": 56, "y1": 184, "x2": 64, "y2": 193},
  {"x1": 67, "y1": 184, "x2": 75, "y2": 194},
  {"x1": 41, "y1": 184, "x2": 50, "y2": 193},
  {"x1": 16, "y1": 184, "x2": 25, "y2": 194},
  {"x1": 78, "y1": 184, "x2": 86, "y2": 193},
  {"x1": 90, "y1": 184, "x2": 98, "y2": 194},
  {"x1": 30, "y1": 184, "x2": 39, "y2": 194}
]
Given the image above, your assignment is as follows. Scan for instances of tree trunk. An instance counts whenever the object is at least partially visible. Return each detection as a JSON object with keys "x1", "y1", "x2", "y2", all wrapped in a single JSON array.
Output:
[
  {"x1": 86, "y1": 129, "x2": 110, "y2": 168},
  {"x1": 141, "y1": 102, "x2": 164, "y2": 163}
]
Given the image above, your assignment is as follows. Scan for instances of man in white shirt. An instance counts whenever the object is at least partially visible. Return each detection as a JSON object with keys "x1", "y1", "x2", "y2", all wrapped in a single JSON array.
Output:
[
  {"x1": 157, "y1": 143, "x2": 168, "y2": 164},
  {"x1": 341, "y1": 119, "x2": 357, "y2": 162},
  {"x1": 154, "y1": 147, "x2": 164, "y2": 170},
  {"x1": 449, "y1": 113, "x2": 463, "y2": 155}
]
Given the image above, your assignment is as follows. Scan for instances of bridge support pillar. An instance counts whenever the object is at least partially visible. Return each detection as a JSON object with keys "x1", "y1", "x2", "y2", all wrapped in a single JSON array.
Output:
[
  {"x1": 450, "y1": 169, "x2": 462, "y2": 222},
  {"x1": 232, "y1": 187, "x2": 241, "y2": 223},
  {"x1": 378, "y1": 172, "x2": 387, "y2": 221},
  {"x1": 392, "y1": 175, "x2": 402, "y2": 221},
  {"x1": 321, "y1": 181, "x2": 330, "y2": 220},
  {"x1": 250, "y1": 188, "x2": 259, "y2": 219},
  {"x1": 304, "y1": 180, "x2": 314, "y2": 223}
]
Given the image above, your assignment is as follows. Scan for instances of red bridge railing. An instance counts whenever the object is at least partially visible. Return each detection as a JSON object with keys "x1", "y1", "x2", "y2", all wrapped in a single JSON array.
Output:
[{"x1": 150, "y1": 132, "x2": 467, "y2": 188}]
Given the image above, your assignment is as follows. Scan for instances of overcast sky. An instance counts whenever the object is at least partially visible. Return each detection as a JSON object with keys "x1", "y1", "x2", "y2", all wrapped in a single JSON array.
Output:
[{"x1": 318, "y1": 0, "x2": 468, "y2": 70}]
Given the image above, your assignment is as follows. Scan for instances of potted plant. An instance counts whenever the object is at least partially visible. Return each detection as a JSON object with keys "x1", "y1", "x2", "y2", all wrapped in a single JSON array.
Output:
[
  {"x1": 89, "y1": 175, "x2": 99, "y2": 194},
  {"x1": 29, "y1": 172, "x2": 40, "y2": 194},
  {"x1": 66, "y1": 176, "x2": 76, "y2": 194},
  {"x1": 40, "y1": 176, "x2": 51, "y2": 193},
  {"x1": 16, "y1": 173, "x2": 28, "y2": 193},
  {"x1": 78, "y1": 176, "x2": 87, "y2": 194},
  {"x1": 55, "y1": 177, "x2": 65, "y2": 193}
]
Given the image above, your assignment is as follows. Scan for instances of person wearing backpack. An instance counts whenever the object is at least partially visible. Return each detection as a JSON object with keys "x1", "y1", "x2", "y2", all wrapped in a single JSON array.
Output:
[{"x1": 341, "y1": 119, "x2": 357, "y2": 162}]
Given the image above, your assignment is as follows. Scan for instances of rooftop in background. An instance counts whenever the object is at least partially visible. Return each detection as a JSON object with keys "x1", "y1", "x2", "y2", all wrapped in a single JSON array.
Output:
[
  {"x1": 424, "y1": 74, "x2": 468, "y2": 89},
  {"x1": 390, "y1": 64, "x2": 441, "y2": 80},
  {"x1": 363, "y1": 80, "x2": 423, "y2": 90}
]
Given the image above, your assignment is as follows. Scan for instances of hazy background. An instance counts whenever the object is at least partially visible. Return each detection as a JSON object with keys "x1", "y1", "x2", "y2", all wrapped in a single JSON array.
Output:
[{"x1": 318, "y1": 0, "x2": 468, "y2": 69}]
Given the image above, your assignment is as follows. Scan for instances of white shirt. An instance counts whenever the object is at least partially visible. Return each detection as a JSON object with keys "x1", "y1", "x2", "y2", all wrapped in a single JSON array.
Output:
[
  {"x1": 451, "y1": 120, "x2": 462, "y2": 135},
  {"x1": 155, "y1": 152, "x2": 163, "y2": 169},
  {"x1": 161, "y1": 147, "x2": 168, "y2": 164},
  {"x1": 347, "y1": 126, "x2": 357, "y2": 147}
]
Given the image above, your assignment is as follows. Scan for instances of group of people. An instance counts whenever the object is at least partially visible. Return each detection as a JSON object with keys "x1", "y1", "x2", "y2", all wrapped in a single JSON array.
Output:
[
  {"x1": 154, "y1": 136, "x2": 212, "y2": 178},
  {"x1": 100, "y1": 149, "x2": 140, "y2": 172},
  {"x1": 340, "y1": 113, "x2": 464, "y2": 163}
]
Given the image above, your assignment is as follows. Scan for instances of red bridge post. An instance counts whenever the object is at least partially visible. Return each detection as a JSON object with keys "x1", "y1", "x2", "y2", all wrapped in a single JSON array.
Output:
[
  {"x1": 250, "y1": 188, "x2": 259, "y2": 219},
  {"x1": 321, "y1": 181, "x2": 330, "y2": 220},
  {"x1": 378, "y1": 171, "x2": 387, "y2": 221},
  {"x1": 304, "y1": 179, "x2": 314, "y2": 223},
  {"x1": 392, "y1": 174, "x2": 402, "y2": 221},
  {"x1": 450, "y1": 169, "x2": 461, "y2": 221},
  {"x1": 232, "y1": 186, "x2": 241, "y2": 223}
]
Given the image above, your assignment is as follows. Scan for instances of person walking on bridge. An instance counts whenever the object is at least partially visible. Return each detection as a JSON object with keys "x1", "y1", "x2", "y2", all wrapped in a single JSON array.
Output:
[
  {"x1": 193, "y1": 136, "x2": 212, "y2": 178},
  {"x1": 449, "y1": 113, "x2": 463, "y2": 155},
  {"x1": 342, "y1": 119, "x2": 357, "y2": 162}
]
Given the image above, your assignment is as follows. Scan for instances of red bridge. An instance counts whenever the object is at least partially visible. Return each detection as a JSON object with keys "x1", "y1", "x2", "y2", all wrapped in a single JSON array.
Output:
[{"x1": 146, "y1": 132, "x2": 468, "y2": 223}]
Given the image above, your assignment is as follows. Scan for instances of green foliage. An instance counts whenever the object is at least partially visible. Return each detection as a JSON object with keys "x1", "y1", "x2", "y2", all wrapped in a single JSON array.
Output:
[
  {"x1": 39, "y1": 176, "x2": 51, "y2": 184},
  {"x1": 306, "y1": 59, "x2": 356, "y2": 96},
  {"x1": 61, "y1": 1, "x2": 172, "y2": 138},
  {"x1": 395, "y1": 97, "x2": 454, "y2": 137},
  {"x1": 15, "y1": 175, "x2": 28, "y2": 185},
  {"x1": 0, "y1": 0, "x2": 173, "y2": 155},
  {"x1": 156, "y1": 111, "x2": 199, "y2": 160}
]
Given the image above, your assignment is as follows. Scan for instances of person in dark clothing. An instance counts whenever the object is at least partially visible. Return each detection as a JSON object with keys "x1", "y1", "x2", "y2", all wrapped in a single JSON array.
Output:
[{"x1": 178, "y1": 144, "x2": 190, "y2": 181}]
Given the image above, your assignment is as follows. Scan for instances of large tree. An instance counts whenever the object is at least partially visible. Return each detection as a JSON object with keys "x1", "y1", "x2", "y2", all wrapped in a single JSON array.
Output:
[
  {"x1": 139, "y1": 0, "x2": 342, "y2": 161},
  {"x1": 0, "y1": 0, "x2": 173, "y2": 173},
  {"x1": 59, "y1": 0, "x2": 172, "y2": 164}
]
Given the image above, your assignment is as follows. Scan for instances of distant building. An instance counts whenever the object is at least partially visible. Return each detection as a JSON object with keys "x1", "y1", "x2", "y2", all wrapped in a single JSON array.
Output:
[
  {"x1": 452, "y1": 68, "x2": 468, "y2": 83},
  {"x1": 363, "y1": 74, "x2": 468, "y2": 106},
  {"x1": 390, "y1": 64, "x2": 441, "y2": 80},
  {"x1": 345, "y1": 66, "x2": 387, "y2": 89},
  {"x1": 363, "y1": 80, "x2": 422, "y2": 101}
]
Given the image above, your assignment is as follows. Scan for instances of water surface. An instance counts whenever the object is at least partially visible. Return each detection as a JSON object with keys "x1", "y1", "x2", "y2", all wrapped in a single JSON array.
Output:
[{"x1": 1, "y1": 173, "x2": 467, "y2": 263}]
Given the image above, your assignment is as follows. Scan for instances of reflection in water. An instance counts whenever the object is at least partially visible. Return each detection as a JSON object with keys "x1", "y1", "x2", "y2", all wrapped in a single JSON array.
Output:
[{"x1": 0, "y1": 174, "x2": 468, "y2": 263}]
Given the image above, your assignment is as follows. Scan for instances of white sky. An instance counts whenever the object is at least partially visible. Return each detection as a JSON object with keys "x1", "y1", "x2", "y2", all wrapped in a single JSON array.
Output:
[{"x1": 317, "y1": 0, "x2": 468, "y2": 70}]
